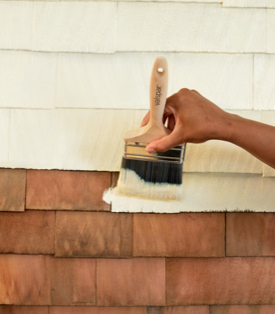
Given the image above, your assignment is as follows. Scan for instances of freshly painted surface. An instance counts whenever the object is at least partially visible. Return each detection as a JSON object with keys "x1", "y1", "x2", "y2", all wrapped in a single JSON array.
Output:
[{"x1": 106, "y1": 173, "x2": 275, "y2": 213}]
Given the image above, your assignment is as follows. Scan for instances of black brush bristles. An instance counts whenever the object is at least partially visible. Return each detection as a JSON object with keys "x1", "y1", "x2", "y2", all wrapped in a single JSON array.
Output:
[
  {"x1": 117, "y1": 144, "x2": 186, "y2": 200},
  {"x1": 121, "y1": 157, "x2": 182, "y2": 184}
]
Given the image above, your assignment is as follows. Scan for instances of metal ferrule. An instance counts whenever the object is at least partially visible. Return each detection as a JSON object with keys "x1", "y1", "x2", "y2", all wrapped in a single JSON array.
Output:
[{"x1": 124, "y1": 142, "x2": 186, "y2": 164}]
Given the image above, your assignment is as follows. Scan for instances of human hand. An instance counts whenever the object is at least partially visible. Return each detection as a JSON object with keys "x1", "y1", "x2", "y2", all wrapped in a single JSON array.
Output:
[{"x1": 141, "y1": 88, "x2": 234, "y2": 153}]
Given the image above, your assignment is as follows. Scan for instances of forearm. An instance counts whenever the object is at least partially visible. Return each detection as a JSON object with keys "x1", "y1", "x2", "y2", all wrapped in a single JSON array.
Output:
[{"x1": 225, "y1": 114, "x2": 275, "y2": 169}]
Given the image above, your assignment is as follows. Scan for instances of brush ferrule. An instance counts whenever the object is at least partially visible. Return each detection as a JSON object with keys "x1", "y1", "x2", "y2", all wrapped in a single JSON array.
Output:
[{"x1": 124, "y1": 142, "x2": 186, "y2": 164}]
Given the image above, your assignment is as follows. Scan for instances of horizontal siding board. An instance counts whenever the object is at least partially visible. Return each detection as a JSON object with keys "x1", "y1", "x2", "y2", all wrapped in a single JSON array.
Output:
[
  {"x1": 267, "y1": 10, "x2": 275, "y2": 53},
  {"x1": 8, "y1": 108, "x2": 145, "y2": 171},
  {"x1": 0, "y1": 109, "x2": 10, "y2": 166},
  {"x1": 223, "y1": 0, "x2": 275, "y2": 8},
  {"x1": 0, "y1": 50, "x2": 57, "y2": 109},
  {"x1": 32, "y1": 2, "x2": 116, "y2": 53},
  {"x1": 254, "y1": 54, "x2": 275, "y2": 110},
  {"x1": 56, "y1": 52, "x2": 253, "y2": 110},
  {"x1": 0, "y1": 1, "x2": 33, "y2": 50},
  {"x1": 261, "y1": 111, "x2": 275, "y2": 177},
  {"x1": 109, "y1": 172, "x2": 275, "y2": 213},
  {"x1": 117, "y1": 3, "x2": 266, "y2": 53},
  {"x1": 7, "y1": 108, "x2": 265, "y2": 173}
]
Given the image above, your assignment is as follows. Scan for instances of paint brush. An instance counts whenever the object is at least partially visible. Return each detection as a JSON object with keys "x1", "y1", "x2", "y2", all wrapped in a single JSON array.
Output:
[{"x1": 116, "y1": 56, "x2": 186, "y2": 200}]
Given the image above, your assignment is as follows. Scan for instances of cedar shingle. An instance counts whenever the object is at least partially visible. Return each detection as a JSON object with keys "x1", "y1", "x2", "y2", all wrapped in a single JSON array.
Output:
[
  {"x1": 226, "y1": 213, "x2": 275, "y2": 256},
  {"x1": 97, "y1": 258, "x2": 165, "y2": 306},
  {"x1": 49, "y1": 306, "x2": 146, "y2": 314},
  {"x1": 210, "y1": 305, "x2": 275, "y2": 314},
  {"x1": 47, "y1": 257, "x2": 96, "y2": 306},
  {"x1": 148, "y1": 306, "x2": 209, "y2": 314},
  {"x1": 0, "y1": 255, "x2": 50, "y2": 305},
  {"x1": 0, "y1": 169, "x2": 26, "y2": 212},
  {"x1": 133, "y1": 213, "x2": 224, "y2": 257},
  {"x1": 0, "y1": 211, "x2": 55, "y2": 254},
  {"x1": 55, "y1": 211, "x2": 132, "y2": 257},
  {"x1": 167, "y1": 257, "x2": 275, "y2": 305},
  {"x1": 0, "y1": 306, "x2": 48, "y2": 314},
  {"x1": 26, "y1": 170, "x2": 110, "y2": 211}
]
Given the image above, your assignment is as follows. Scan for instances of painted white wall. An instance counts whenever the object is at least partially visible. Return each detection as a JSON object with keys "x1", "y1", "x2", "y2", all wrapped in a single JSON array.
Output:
[{"x1": 0, "y1": 0, "x2": 275, "y2": 212}]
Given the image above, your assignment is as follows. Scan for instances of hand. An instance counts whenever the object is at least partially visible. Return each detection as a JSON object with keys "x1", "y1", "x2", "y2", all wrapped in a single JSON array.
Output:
[{"x1": 141, "y1": 88, "x2": 234, "y2": 153}]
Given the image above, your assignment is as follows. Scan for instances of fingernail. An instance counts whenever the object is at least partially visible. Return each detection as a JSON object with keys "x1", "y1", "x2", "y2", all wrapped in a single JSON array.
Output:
[{"x1": 146, "y1": 147, "x2": 156, "y2": 153}]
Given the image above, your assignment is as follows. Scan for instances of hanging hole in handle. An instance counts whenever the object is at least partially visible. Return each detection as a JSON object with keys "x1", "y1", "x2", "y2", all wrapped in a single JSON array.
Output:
[{"x1": 157, "y1": 68, "x2": 164, "y2": 73}]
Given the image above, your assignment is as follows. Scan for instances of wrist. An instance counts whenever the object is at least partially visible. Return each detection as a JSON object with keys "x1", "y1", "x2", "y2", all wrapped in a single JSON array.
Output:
[{"x1": 217, "y1": 112, "x2": 243, "y2": 143}]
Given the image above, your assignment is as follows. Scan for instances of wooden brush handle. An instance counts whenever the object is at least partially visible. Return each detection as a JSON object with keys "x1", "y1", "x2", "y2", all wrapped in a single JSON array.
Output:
[
  {"x1": 148, "y1": 57, "x2": 168, "y2": 128},
  {"x1": 124, "y1": 56, "x2": 170, "y2": 143}
]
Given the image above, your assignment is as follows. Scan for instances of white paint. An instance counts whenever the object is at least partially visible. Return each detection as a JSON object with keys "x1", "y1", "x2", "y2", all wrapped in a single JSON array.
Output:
[
  {"x1": 8, "y1": 109, "x2": 146, "y2": 170},
  {"x1": 0, "y1": 1, "x2": 33, "y2": 50},
  {"x1": 262, "y1": 111, "x2": 275, "y2": 177},
  {"x1": 117, "y1": 3, "x2": 266, "y2": 53},
  {"x1": 0, "y1": 50, "x2": 57, "y2": 109},
  {"x1": 254, "y1": 55, "x2": 275, "y2": 110},
  {"x1": 0, "y1": 109, "x2": 10, "y2": 167},
  {"x1": 62, "y1": 0, "x2": 222, "y2": 2},
  {"x1": 223, "y1": 0, "x2": 275, "y2": 8},
  {"x1": 267, "y1": 10, "x2": 275, "y2": 53},
  {"x1": 32, "y1": 2, "x2": 116, "y2": 53},
  {"x1": 5, "y1": 108, "x2": 267, "y2": 172},
  {"x1": 106, "y1": 173, "x2": 275, "y2": 213},
  {"x1": 117, "y1": 168, "x2": 182, "y2": 200},
  {"x1": 184, "y1": 110, "x2": 263, "y2": 174},
  {"x1": 172, "y1": 53, "x2": 253, "y2": 110},
  {"x1": 184, "y1": 141, "x2": 263, "y2": 174},
  {"x1": 56, "y1": 52, "x2": 253, "y2": 110},
  {"x1": 56, "y1": 52, "x2": 173, "y2": 109}
]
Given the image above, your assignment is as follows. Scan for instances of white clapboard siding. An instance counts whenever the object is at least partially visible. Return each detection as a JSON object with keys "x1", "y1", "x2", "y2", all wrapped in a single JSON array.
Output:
[
  {"x1": 171, "y1": 53, "x2": 253, "y2": 110},
  {"x1": 0, "y1": 50, "x2": 57, "y2": 109},
  {"x1": 109, "y1": 173, "x2": 275, "y2": 213},
  {"x1": 32, "y1": 2, "x2": 116, "y2": 53},
  {"x1": 254, "y1": 54, "x2": 275, "y2": 110},
  {"x1": 262, "y1": 111, "x2": 275, "y2": 177},
  {"x1": 56, "y1": 52, "x2": 253, "y2": 110},
  {"x1": 56, "y1": 52, "x2": 169, "y2": 109},
  {"x1": 223, "y1": 0, "x2": 275, "y2": 8},
  {"x1": 0, "y1": 1, "x2": 33, "y2": 50},
  {"x1": 117, "y1": 3, "x2": 266, "y2": 53},
  {"x1": 267, "y1": 10, "x2": 275, "y2": 53},
  {"x1": 9, "y1": 109, "x2": 146, "y2": 171},
  {"x1": 0, "y1": 109, "x2": 10, "y2": 166},
  {"x1": 0, "y1": 0, "x2": 222, "y2": 1},
  {"x1": 6, "y1": 108, "x2": 266, "y2": 174},
  {"x1": 184, "y1": 110, "x2": 263, "y2": 174}
]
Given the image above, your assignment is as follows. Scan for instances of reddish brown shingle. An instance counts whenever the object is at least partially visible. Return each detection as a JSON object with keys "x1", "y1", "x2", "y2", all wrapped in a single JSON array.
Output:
[
  {"x1": 166, "y1": 257, "x2": 275, "y2": 305},
  {"x1": 49, "y1": 307, "x2": 146, "y2": 314},
  {"x1": 0, "y1": 255, "x2": 50, "y2": 305},
  {"x1": 226, "y1": 213, "x2": 275, "y2": 256},
  {"x1": 133, "y1": 213, "x2": 224, "y2": 257},
  {"x1": 0, "y1": 169, "x2": 26, "y2": 212},
  {"x1": 210, "y1": 305, "x2": 275, "y2": 314},
  {"x1": 97, "y1": 258, "x2": 165, "y2": 306},
  {"x1": 26, "y1": 170, "x2": 110, "y2": 211},
  {"x1": 0, "y1": 210, "x2": 55, "y2": 254},
  {"x1": 148, "y1": 306, "x2": 209, "y2": 314},
  {"x1": 47, "y1": 257, "x2": 96, "y2": 306},
  {"x1": 55, "y1": 211, "x2": 132, "y2": 257},
  {"x1": 0, "y1": 306, "x2": 49, "y2": 314}
]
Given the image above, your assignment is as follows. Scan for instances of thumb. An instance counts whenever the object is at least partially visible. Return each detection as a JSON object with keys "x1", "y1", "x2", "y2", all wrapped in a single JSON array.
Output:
[{"x1": 145, "y1": 129, "x2": 183, "y2": 153}]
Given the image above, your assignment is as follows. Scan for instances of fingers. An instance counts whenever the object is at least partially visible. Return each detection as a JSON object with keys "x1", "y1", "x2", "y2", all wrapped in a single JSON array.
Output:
[
  {"x1": 146, "y1": 128, "x2": 183, "y2": 153},
  {"x1": 140, "y1": 111, "x2": 150, "y2": 127}
]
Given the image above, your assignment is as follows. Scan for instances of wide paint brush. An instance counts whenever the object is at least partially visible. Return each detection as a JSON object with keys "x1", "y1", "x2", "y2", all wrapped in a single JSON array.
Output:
[{"x1": 116, "y1": 56, "x2": 186, "y2": 200}]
